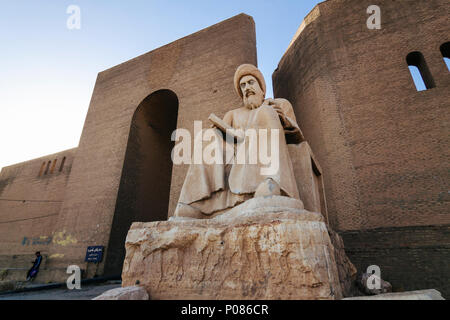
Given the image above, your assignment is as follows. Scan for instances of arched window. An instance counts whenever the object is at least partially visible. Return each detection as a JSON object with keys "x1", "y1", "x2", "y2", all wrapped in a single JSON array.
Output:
[
  {"x1": 440, "y1": 42, "x2": 450, "y2": 72},
  {"x1": 59, "y1": 157, "x2": 66, "y2": 172},
  {"x1": 38, "y1": 162, "x2": 46, "y2": 176},
  {"x1": 44, "y1": 161, "x2": 51, "y2": 175},
  {"x1": 406, "y1": 52, "x2": 435, "y2": 91},
  {"x1": 50, "y1": 159, "x2": 57, "y2": 174}
]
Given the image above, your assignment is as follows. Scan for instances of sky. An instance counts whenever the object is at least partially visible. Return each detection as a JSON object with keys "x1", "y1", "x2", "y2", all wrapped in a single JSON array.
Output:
[{"x1": 1, "y1": 1, "x2": 444, "y2": 170}]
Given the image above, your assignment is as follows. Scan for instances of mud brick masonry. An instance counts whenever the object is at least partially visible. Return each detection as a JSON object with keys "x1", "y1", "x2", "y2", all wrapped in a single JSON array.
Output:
[
  {"x1": 1, "y1": 0, "x2": 449, "y2": 297},
  {"x1": 273, "y1": 0, "x2": 449, "y2": 296}
]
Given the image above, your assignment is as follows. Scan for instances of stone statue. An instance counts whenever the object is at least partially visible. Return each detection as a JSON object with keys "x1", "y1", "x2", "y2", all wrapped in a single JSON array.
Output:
[
  {"x1": 123, "y1": 67, "x2": 355, "y2": 301},
  {"x1": 174, "y1": 64, "x2": 305, "y2": 219}
]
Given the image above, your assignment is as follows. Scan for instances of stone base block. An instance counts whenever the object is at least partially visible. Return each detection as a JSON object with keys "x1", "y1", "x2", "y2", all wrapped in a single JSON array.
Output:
[
  {"x1": 122, "y1": 196, "x2": 345, "y2": 300},
  {"x1": 92, "y1": 286, "x2": 149, "y2": 300},
  {"x1": 343, "y1": 289, "x2": 445, "y2": 300}
]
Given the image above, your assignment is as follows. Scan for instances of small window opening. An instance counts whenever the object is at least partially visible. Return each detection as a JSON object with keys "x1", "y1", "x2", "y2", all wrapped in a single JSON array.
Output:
[
  {"x1": 50, "y1": 159, "x2": 57, "y2": 174},
  {"x1": 44, "y1": 161, "x2": 51, "y2": 175},
  {"x1": 406, "y1": 52, "x2": 435, "y2": 91},
  {"x1": 38, "y1": 162, "x2": 46, "y2": 176},
  {"x1": 440, "y1": 42, "x2": 450, "y2": 72},
  {"x1": 59, "y1": 157, "x2": 66, "y2": 172}
]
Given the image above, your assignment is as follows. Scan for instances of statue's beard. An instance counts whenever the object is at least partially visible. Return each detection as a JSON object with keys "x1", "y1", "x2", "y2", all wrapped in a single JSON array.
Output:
[{"x1": 244, "y1": 93, "x2": 264, "y2": 110}]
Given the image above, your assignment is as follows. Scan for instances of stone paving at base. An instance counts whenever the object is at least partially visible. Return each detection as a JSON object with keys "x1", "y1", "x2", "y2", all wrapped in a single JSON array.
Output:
[{"x1": 0, "y1": 283, "x2": 121, "y2": 300}]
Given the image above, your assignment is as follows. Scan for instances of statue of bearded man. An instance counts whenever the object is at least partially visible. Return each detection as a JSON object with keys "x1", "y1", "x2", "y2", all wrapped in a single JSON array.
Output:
[{"x1": 174, "y1": 64, "x2": 304, "y2": 219}]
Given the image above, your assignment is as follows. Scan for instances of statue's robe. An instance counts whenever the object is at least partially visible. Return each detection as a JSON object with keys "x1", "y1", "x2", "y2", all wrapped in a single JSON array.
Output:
[{"x1": 175, "y1": 98, "x2": 304, "y2": 216}]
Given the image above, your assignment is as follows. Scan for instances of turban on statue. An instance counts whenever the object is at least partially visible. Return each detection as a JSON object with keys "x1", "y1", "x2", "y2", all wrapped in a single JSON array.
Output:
[{"x1": 234, "y1": 64, "x2": 266, "y2": 99}]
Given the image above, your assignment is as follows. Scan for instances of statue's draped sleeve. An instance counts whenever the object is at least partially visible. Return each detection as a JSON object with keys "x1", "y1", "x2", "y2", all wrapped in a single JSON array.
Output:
[{"x1": 273, "y1": 98, "x2": 304, "y2": 144}]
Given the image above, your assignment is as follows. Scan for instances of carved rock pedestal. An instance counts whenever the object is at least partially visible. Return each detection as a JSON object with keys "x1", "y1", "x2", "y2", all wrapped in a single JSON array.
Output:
[{"x1": 122, "y1": 196, "x2": 346, "y2": 300}]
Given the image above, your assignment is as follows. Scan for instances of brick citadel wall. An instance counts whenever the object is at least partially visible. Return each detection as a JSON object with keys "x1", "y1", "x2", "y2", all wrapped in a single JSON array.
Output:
[
  {"x1": 341, "y1": 225, "x2": 450, "y2": 297},
  {"x1": 0, "y1": 149, "x2": 76, "y2": 279},
  {"x1": 273, "y1": 0, "x2": 449, "y2": 296}
]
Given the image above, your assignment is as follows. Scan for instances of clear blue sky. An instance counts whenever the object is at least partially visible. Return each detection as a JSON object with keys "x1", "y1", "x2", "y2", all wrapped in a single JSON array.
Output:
[{"x1": 0, "y1": 0, "x2": 321, "y2": 170}]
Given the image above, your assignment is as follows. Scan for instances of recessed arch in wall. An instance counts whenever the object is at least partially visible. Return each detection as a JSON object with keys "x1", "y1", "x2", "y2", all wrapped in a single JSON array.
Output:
[{"x1": 105, "y1": 89, "x2": 179, "y2": 276}]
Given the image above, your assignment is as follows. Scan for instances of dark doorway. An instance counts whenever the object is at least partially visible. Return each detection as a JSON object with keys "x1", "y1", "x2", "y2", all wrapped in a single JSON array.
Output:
[{"x1": 104, "y1": 89, "x2": 179, "y2": 276}]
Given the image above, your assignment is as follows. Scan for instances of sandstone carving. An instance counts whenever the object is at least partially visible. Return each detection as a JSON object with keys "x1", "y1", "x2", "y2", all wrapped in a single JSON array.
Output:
[
  {"x1": 328, "y1": 229, "x2": 358, "y2": 297},
  {"x1": 119, "y1": 63, "x2": 359, "y2": 300},
  {"x1": 174, "y1": 64, "x2": 305, "y2": 219},
  {"x1": 122, "y1": 196, "x2": 345, "y2": 300}
]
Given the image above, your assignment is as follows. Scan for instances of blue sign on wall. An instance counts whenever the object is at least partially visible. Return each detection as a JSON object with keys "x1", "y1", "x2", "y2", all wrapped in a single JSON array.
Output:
[{"x1": 85, "y1": 246, "x2": 104, "y2": 263}]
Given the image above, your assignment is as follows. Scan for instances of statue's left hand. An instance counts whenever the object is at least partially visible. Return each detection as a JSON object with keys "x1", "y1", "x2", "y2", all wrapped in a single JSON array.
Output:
[{"x1": 263, "y1": 99, "x2": 289, "y2": 127}]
